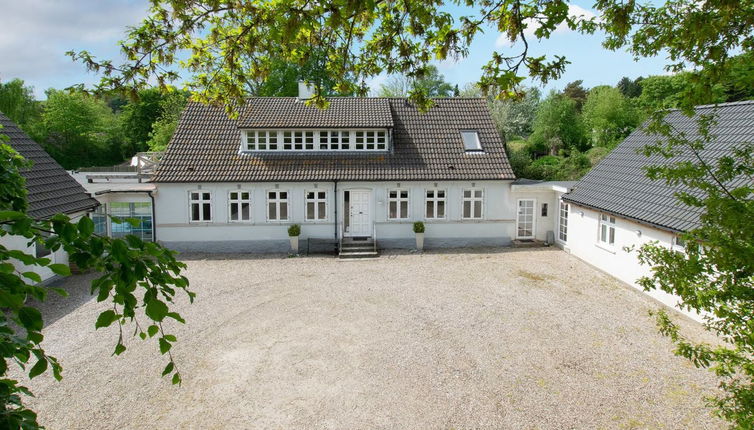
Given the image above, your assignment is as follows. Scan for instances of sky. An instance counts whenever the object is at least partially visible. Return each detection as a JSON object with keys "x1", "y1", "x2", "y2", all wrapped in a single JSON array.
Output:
[{"x1": 0, "y1": 0, "x2": 671, "y2": 99}]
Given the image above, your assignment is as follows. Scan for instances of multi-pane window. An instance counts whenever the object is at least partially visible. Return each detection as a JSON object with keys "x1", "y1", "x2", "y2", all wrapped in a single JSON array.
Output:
[
  {"x1": 244, "y1": 130, "x2": 387, "y2": 151},
  {"x1": 425, "y1": 189, "x2": 446, "y2": 219},
  {"x1": 558, "y1": 201, "x2": 569, "y2": 242},
  {"x1": 190, "y1": 191, "x2": 212, "y2": 222},
  {"x1": 462, "y1": 189, "x2": 483, "y2": 219},
  {"x1": 229, "y1": 191, "x2": 252, "y2": 222},
  {"x1": 111, "y1": 202, "x2": 153, "y2": 241},
  {"x1": 599, "y1": 213, "x2": 616, "y2": 246},
  {"x1": 388, "y1": 189, "x2": 409, "y2": 219},
  {"x1": 305, "y1": 191, "x2": 328, "y2": 221},
  {"x1": 35, "y1": 232, "x2": 51, "y2": 258},
  {"x1": 267, "y1": 190, "x2": 289, "y2": 221},
  {"x1": 246, "y1": 130, "x2": 278, "y2": 151}
]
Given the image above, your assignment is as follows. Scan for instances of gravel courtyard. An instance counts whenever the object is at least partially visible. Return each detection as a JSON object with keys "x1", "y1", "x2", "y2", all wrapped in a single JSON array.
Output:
[{"x1": 25, "y1": 248, "x2": 723, "y2": 429}]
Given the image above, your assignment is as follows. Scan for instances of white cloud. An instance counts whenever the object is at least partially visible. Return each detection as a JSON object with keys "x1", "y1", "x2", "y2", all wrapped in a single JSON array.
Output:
[
  {"x1": 495, "y1": 3, "x2": 597, "y2": 48},
  {"x1": 0, "y1": 0, "x2": 148, "y2": 96}
]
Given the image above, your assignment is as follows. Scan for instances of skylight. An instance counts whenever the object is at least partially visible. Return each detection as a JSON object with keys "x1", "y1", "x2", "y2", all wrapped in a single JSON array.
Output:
[{"x1": 461, "y1": 131, "x2": 482, "y2": 152}]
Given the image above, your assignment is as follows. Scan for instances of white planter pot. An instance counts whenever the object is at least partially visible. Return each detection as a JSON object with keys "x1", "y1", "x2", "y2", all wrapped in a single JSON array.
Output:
[
  {"x1": 289, "y1": 236, "x2": 299, "y2": 254},
  {"x1": 415, "y1": 232, "x2": 424, "y2": 251}
]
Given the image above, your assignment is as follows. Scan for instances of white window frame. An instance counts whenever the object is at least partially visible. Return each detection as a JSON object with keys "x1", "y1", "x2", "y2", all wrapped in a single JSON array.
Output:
[
  {"x1": 189, "y1": 190, "x2": 212, "y2": 223},
  {"x1": 424, "y1": 189, "x2": 447, "y2": 220},
  {"x1": 228, "y1": 190, "x2": 252, "y2": 222},
  {"x1": 242, "y1": 129, "x2": 389, "y2": 152},
  {"x1": 305, "y1": 190, "x2": 328, "y2": 222},
  {"x1": 558, "y1": 201, "x2": 569, "y2": 242},
  {"x1": 462, "y1": 188, "x2": 484, "y2": 219},
  {"x1": 266, "y1": 190, "x2": 289, "y2": 222},
  {"x1": 598, "y1": 213, "x2": 616, "y2": 247},
  {"x1": 387, "y1": 189, "x2": 410, "y2": 220}
]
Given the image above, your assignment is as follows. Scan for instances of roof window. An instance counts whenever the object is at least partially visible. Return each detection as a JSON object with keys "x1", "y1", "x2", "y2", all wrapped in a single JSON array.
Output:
[{"x1": 461, "y1": 131, "x2": 482, "y2": 152}]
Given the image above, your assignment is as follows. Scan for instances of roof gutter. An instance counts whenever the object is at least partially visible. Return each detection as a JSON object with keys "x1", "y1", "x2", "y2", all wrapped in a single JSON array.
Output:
[{"x1": 562, "y1": 198, "x2": 687, "y2": 234}]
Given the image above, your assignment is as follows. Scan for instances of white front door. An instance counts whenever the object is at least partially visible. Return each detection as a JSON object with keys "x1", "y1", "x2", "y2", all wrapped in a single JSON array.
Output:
[
  {"x1": 347, "y1": 190, "x2": 371, "y2": 237},
  {"x1": 516, "y1": 199, "x2": 536, "y2": 239}
]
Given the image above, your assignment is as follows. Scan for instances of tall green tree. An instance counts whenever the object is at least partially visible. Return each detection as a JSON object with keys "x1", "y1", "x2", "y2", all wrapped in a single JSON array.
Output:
[
  {"x1": 377, "y1": 65, "x2": 455, "y2": 98},
  {"x1": 146, "y1": 90, "x2": 189, "y2": 152},
  {"x1": 39, "y1": 90, "x2": 122, "y2": 169},
  {"x1": 0, "y1": 79, "x2": 40, "y2": 130},
  {"x1": 0, "y1": 132, "x2": 193, "y2": 429},
  {"x1": 121, "y1": 88, "x2": 165, "y2": 156},
  {"x1": 562, "y1": 80, "x2": 589, "y2": 111},
  {"x1": 582, "y1": 86, "x2": 642, "y2": 148},
  {"x1": 528, "y1": 91, "x2": 586, "y2": 156},
  {"x1": 616, "y1": 76, "x2": 643, "y2": 98}
]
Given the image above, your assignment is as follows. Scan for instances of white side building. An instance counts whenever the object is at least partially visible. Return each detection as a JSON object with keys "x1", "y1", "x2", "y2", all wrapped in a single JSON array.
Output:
[
  {"x1": 0, "y1": 112, "x2": 99, "y2": 282},
  {"x1": 557, "y1": 101, "x2": 754, "y2": 320}
]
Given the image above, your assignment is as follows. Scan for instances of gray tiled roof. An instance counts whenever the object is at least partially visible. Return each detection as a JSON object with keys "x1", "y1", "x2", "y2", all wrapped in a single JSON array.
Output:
[
  {"x1": 153, "y1": 97, "x2": 515, "y2": 182},
  {"x1": 0, "y1": 112, "x2": 99, "y2": 219},
  {"x1": 563, "y1": 101, "x2": 754, "y2": 233},
  {"x1": 237, "y1": 97, "x2": 393, "y2": 128}
]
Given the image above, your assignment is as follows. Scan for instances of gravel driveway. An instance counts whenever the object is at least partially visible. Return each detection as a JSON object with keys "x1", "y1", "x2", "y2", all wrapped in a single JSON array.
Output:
[{"x1": 24, "y1": 248, "x2": 723, "y2": 429}]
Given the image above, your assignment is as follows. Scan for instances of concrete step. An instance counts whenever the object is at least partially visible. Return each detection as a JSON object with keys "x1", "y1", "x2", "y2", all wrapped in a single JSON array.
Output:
[
  {"x1": 340, "y1": 245, "x2": 376, "y2": 252},
  {"x1": 339, "y1": 250, "x2": 379, "y2": 259}
]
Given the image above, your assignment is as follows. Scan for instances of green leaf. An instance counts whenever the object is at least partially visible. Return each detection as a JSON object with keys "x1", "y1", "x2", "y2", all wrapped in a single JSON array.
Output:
[
  {"x1": 78, "y1": 216, "x2": 95, "y2": 238},
  {"x1": 48, "y1": 264, "x2": 71, "y2": 277},
  {"x1": 147, "y1": 324, "x2": 159, "y2": 338},
  {"x1": 113, "y1": 343, "x2": 126, "y2": 356},
  {"x1": 27, "y1": 331, "x2": 43, "y2": 344},
  {"x1": 18, "y1": 272, "x2": 41, "y2": 285},
  {"x1": 166, "y1": 312, "x2": 185, "y2": 324},
  {"x1": 162, "y1": 362, "x2": 174, "y2": 376},
  {"x1": 171, "y1": 372, "x2": 181, "y2": 385},
  {"x1": 18, "y1": 307, "x2": 43, "y2": 331},
  {"x1": 28, "y1": 357, "x2": 47, "y2": 379},
  {"x1": 163, "y1": 334, "x2": 176, "y2": 342},
  {"x1": 145, "y1": 300, "x2": 168, "y2": 322},
  {"x1": 159, "y1": 338, "x2": 171, "y2": 354},
  {"x1": 95, "y1": 310, "x2": 118, "y2": 329}
]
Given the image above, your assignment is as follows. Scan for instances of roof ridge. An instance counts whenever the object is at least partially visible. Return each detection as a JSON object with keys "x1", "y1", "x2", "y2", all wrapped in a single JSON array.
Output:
[{"x1": 665, "y1": 99, "x2": 754, "y2": 112}]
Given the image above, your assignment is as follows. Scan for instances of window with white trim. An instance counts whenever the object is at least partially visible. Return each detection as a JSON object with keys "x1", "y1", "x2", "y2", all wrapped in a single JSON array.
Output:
[
  {"x1": 388, "y1": 189, "x2": 409, "y2": 219},
  {"x1": 189, "y1": 191, "x2": 212, "y2": 222},
  {"x1": 305, "y1": 190, "x2": 328, "y2": 221},
  {"x1": 267, "y1": 190, "x2": 288, "y2": 221},
  {"x1": 229, "y1": 191, "x2": 252, "y2": 222},
  {"x1": 425, "y1": 189, "x2": 446, "y2": 219},
  {"x1": 598, "y1": 213, "x2": 616, "y2": 246},
  {"x1": 243, "y1": 129, "x2": 387, "y2": 152},
  {"x1": 558, "y1": 201, "x2": 569, "y2": 242},
  {"x1": 462, "y1": 189, "x2": 483, "y2": 219}
]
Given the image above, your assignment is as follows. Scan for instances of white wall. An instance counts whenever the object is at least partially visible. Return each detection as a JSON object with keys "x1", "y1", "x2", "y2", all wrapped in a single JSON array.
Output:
[
  {"x1": 1, "y1": 211, "x2": 89, "y2": 283},
  {"x1": 154, "y1": 180, "x2": 517, "y2": 250},
  {"x1": 561, "y1": 203, "x2": 700, "y2": 321}
]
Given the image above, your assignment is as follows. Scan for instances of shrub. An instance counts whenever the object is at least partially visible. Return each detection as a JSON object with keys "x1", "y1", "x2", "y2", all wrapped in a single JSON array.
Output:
[
  {"x1": 413, "y1": 221, "x2": 425, "y2": 234},
  {"x1": 287, "y1": 224, "x2": 301, "y2": 237}
]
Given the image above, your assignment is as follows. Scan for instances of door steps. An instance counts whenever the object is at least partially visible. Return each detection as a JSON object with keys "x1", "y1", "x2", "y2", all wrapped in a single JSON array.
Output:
[{"x1": 339, "y1": 239, "x2": 379, "y2": 259}]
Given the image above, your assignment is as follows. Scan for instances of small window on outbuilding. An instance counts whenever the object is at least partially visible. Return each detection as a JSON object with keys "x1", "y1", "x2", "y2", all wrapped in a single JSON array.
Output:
[{"x1": 461, "y1": 131, "x2": 482, "y2": 152}]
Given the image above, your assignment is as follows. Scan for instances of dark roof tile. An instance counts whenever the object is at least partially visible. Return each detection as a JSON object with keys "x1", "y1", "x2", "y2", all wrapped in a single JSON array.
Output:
[
  {"x1": 563, "y1": 101, "x2": 754, "y2": 232},
  {"x1": 0, "y1": 113, "x2": 99, "y2": 219},
  {"x1": 154, "y1": 97, "x2": 514, "y2": 182}
]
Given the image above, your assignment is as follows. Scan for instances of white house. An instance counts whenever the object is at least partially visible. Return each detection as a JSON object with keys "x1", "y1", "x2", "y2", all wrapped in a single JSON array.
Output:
[
  {"x1": 0, "y1": 112, "x2": 99, "y2": 282},
  {"x1": 557, "y1": 101, "x2": 754, "y2": 320},
  {"x1": 151, "y1": 92, "x2": 564, "y2": 256}
]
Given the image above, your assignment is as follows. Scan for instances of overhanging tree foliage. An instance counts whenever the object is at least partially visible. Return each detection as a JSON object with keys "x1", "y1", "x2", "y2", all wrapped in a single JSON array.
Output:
[{"x1": 0, "y1": 126, "x2": 193, "y2": 429}]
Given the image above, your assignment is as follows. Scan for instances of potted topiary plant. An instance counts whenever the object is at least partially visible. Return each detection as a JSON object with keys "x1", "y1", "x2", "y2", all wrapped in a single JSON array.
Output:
[
  {"x1": 413, "y1": 221, "x2": 425, "y2": 251},
  {"x1": 288, "y1": 224, "x2": 301, "y2": 254}
]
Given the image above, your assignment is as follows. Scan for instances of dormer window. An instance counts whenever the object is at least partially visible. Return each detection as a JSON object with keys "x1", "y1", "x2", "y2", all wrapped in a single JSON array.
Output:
[
  {"x1": 242, "y1": 129, "x2": 388, "y2": 152},
  {"x1": 461, "y1": 130, "x2": 482, "y2": 152}
]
